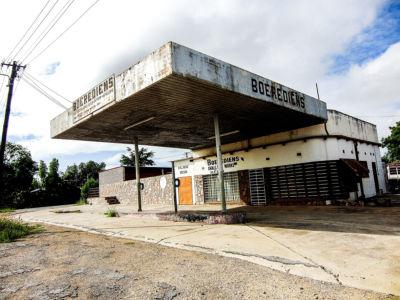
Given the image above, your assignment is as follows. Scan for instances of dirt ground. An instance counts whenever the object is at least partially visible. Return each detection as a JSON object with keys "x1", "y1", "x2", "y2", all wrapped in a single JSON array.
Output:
[{"x1": 0, "y1": 223, "x2": 398, "y2": 300}]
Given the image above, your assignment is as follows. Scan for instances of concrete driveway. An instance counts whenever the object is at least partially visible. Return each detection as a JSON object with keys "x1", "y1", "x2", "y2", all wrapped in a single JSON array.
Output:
[{"x1": 13, "y1": 204, "x2": 400, "y2": 296}]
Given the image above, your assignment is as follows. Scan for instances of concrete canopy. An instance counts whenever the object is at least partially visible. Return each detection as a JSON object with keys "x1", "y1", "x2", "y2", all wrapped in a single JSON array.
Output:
[{"x1": 51, "y1": 42, "x2": 327, "y2": 149}]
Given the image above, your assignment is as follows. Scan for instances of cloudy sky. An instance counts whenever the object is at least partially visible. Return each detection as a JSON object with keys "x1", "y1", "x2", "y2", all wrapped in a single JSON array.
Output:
[{"x1": 0, "y1": 0, "x2": 399, "y2": 171}]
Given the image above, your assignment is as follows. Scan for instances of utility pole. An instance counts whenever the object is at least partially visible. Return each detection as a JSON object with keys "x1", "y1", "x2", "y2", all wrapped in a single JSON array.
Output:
[{"x1": 0, "y1": 61, "x2": 26, "y2": 186}]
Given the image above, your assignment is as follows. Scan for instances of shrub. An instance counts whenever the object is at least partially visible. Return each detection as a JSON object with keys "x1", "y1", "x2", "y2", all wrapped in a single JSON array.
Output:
[
  {"x1": 0, "y1": 208, "x2": 15, "y2": 213},
  {"x1": 105, "y1": 209, "x2": 118, "y2": 217},
  {"x1": 81, "y1": 178, "x2": 98, "y2": 201},
  {"x1": 0, "y1": 217, "x2": 43, "y2": 243}
]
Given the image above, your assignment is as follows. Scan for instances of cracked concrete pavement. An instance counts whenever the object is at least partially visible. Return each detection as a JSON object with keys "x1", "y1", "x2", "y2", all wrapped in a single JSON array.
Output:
[{"x1": 12, "y1": 204, "x2": 400, "y2": 296}]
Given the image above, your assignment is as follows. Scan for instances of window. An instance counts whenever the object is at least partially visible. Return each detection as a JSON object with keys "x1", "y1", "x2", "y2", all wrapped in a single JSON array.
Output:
[{"x1": 203, "y1": 172, "x2": 240, "y2": 203}]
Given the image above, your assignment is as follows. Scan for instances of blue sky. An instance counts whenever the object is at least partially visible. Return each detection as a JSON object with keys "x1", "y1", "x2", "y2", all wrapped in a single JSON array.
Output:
[
  {"x1": 329, "y1": 0, "x2": 400, "y2": 74},
  {"x1": 1, "y1": 0, "x2": 399, "y2": 173}
]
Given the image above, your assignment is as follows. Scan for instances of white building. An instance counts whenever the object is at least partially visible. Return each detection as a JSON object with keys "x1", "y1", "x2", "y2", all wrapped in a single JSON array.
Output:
[{"x1": 174, "y1": 109, "x2": 386, "y2": 206}]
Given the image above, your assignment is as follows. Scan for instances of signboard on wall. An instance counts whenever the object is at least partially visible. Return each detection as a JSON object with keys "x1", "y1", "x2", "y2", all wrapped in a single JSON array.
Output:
[{"x1": 72, "y1": 75, "x2": 115, "y2": 123}]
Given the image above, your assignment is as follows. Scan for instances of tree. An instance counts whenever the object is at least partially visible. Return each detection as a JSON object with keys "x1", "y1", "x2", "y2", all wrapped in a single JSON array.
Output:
[
  {"x1": 62, "y1": 164, "x2": 79, "y2": 185},
  {"x1": 38, "y1": 160, "x2": 47, "y2": 187},
  {"x1": 1, "y1": 142, "x2": 37, "y2": 207},
  {"x1": 46, "y1": 158, "x2": 61, "y2": 188},
  {"x1": 76, "y1": 161, "x2": 106, "y2": 186},
  {"x1": 120, "y1": 147, "x2": 155, "y2": 167},
  {"x1": 382, "y1": 121, "x2": 400, "y2": 162}
]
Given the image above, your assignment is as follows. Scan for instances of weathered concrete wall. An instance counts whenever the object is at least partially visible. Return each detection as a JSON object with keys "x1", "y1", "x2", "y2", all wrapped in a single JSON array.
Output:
[
  {"x1": 191, "y1": 109, "x2": 379, "y2": 158},
  {"x1": 99, "y1": 167, "x2": 125, "y2": 185},
  {"x1": 99, "y1": 174, "x2": 174, "y2": 205}
]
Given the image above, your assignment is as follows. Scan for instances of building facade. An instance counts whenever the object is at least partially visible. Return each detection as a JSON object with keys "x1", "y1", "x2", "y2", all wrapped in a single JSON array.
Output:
[{"x1": 174, "y1": 110, "x2": 386, "y2": 206}]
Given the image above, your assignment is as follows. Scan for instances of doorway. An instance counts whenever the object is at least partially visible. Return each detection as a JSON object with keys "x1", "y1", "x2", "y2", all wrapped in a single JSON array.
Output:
[
  {"x1": 371, "y1": 162, "x2": 380, "y2": 194},
  {"x1": 178, "y1": 176, "x2": 193, "y2": 205}
]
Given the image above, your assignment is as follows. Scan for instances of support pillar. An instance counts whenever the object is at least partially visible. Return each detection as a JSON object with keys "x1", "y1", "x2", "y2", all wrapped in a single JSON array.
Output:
[
  {"x1": 213, "y1": 114, "x2": 226, "y2": 213},
  {"x1": 134, "y1": 136, "x2": 142, "y2": 212},
  {"x1": 171, "y1": 161, "x2": 178, "y2": 213}
]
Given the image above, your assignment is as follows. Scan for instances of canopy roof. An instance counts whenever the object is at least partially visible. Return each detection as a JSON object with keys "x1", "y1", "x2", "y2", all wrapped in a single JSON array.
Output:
[{"x1": 51, "y1": 42, "x2": 327, "y2": 149}]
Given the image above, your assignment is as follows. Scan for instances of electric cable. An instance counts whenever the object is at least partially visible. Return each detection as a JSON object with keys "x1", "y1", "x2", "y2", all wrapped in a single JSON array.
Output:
[
  {"x1": 24, "y1": 71, "x2": 72, "y2": 103},
  {"x1": 22, "y1": 76, "x2": 67, "y2": 109},
  {"x1": 12, "y1": 0, "x2": 60, "y2": 61},
  {"x1": 6, "y1": 0, "x2": 51, "y2": 61},
  {"x1": 28, "y1": 0, "x2": 100, "y2": 64},
  {"x1": 21, "y1": 0, "x2": 76, "y2": 63}
]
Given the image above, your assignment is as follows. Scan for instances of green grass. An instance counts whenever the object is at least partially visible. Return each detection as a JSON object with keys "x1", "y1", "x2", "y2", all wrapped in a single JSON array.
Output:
[
  {"x1": 0, "y1": 217, "x2": 43, "y2": 243},
  {"x1": 105, "y1": 209, "x2": 118, "y2": 217},
  {"x1": 53, "y1": 210, "x2": 82, "y2": 214},
  {"x1": 0, "y1": 208, "x2": 15, "y2": 213},
  {"x1": 73, "y1": 200, "x2": 86, "y2": 206}
]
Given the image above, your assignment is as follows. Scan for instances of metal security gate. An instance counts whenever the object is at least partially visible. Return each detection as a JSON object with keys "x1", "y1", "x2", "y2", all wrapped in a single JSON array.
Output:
[
  {"x1": 249, "y1": 169, "x2": 267, "y2": 205},
  {"x1": 264, "y1": 160, "x2": 348, "y2": 204},
  {"x1": 203, "y1": 172, "x2": 240, "y2": 203}
]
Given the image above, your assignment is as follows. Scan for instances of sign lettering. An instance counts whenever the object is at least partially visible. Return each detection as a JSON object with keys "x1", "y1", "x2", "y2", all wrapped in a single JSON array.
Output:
[
  {"x1": 251, "y1": 78, "x2": 305, "y2": 109},
  {"x1": 72, "y1": 75, "x2": 115, "y2": 122}
]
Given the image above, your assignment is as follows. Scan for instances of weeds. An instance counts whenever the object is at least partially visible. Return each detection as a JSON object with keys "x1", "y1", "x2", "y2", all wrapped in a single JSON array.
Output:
[
  {"x1": 73, "y1": 200, "x2": 86, "y2": 206},
  {"x1": 0, "y1": 208, "x2": 15, "y2": 213},
  {"x1": 53, "y1": 210, "x2": 82, "y2": 214},
  {"x1": 105, "y1": 209, "x2": 118, "y2": 217},
  {"x1": 0, "y1": 217, "x2": 43, "y2": 243}
]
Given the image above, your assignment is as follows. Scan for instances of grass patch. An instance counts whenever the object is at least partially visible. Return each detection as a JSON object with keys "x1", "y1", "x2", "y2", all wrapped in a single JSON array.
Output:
[
  {"x1": 73, "y1": 200, "x2": 86, "y2": 206},
  {"x1": 105, "y1": 209, "x2": 118, "y2": 217},
  {"x1": 0, "y1": 217, "x2": 43, "y2": 243},
  {"x1": 0, "y1": 208, "x2": 15, "y2": 213},
  {"x1": 53, "y1": 210, "x2": 82, "y2": 214}
]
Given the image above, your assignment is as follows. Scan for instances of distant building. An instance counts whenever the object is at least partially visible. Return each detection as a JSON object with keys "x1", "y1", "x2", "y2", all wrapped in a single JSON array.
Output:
[{"x1": 387, "y1": 162, "x2": 400, "y2": 193}]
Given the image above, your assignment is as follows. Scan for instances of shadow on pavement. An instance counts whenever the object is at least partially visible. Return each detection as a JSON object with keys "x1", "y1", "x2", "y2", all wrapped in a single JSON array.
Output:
[{"x1": 229, "y1": 205, "x2": 400, "y2": 236}]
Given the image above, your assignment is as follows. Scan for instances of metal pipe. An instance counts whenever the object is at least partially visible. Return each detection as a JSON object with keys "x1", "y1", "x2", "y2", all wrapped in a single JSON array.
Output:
[
  {"x1": 213, "y1": 114, "x2": 226, "y2": 213},
  {"x1": 134, "y1": 136, "x2": 142, "y2": 212},
  {"x1": 171, "y1": 161, "x2": 178, "y2": 213}
]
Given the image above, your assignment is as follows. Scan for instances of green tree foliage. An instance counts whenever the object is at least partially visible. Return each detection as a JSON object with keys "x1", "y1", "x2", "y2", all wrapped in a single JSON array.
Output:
[
  {"x1": 77, "y1": 161, "x2": 106, "y2": 185},
  {"x1": 38, "y1": 160, "x2": 47, "y2": 187},
  {"x1": 120, "y1": 147, "x2": 155, "y2": 167},
  {"x1": 1, "y1": 141, "x2": 105, "y2": 208},
  {"x1": 382, "y1": 121, "x2": 400, "y2": 162},
  {"x1": 1, "y1": 142, "x2": 37, "y2": 207},
  {"x1": 81, "y1": 178, "x2": 99, "y2": 201},
  {"x1": 46, "y1": 158, "x2": 61, "y2": 188},
  {"x1": 62, "y1": 164, "x2": 79, "y2": 186}
]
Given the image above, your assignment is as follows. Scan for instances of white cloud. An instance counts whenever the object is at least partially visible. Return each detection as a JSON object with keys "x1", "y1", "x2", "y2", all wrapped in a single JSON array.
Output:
[{"x1": 321, "y1": 41, "x2": 400, "y2": 140}]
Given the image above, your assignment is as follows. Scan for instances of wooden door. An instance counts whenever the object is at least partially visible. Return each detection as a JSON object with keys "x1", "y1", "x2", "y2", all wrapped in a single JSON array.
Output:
[{"x1": 179, "y1": 176, "x2": 193, "y2": 205}]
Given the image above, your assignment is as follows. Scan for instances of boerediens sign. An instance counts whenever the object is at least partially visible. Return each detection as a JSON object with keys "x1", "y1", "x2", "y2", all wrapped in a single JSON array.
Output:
[{"x1": 72, "y1": 75, "x2": 115, "y2": 123}]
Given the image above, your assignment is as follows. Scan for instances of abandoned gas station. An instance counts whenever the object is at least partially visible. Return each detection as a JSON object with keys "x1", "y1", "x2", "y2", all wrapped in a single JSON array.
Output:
[{"x1": 51, "y1": 42, "x2": 386, "y2": 211}]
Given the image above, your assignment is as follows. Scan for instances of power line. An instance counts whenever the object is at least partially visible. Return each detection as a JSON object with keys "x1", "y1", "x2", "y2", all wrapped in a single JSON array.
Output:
[
  {"x1": 12, "y1": 0, "x2": 60, "y2": 61},
  {"x1": 21, "y1": 0, "x2": 76, "y2": 63},
  {"x1": 22, "y1": 76, "x2": 67, "y2": 109},
  {"x1": 24, "y1": 71, "x2": 72, "y2": 103},
  {"x1": 28, "y1": 0, "x2": 100, "y2": 64},
  {"x1": 6, "y1": 0, "x2": 51, "y2": 61}
]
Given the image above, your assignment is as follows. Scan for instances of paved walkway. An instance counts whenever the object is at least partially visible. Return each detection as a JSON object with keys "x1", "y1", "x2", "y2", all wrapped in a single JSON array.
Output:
[{"x1": 13, "y1": 204, "x2": 400, "y2": 296}]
